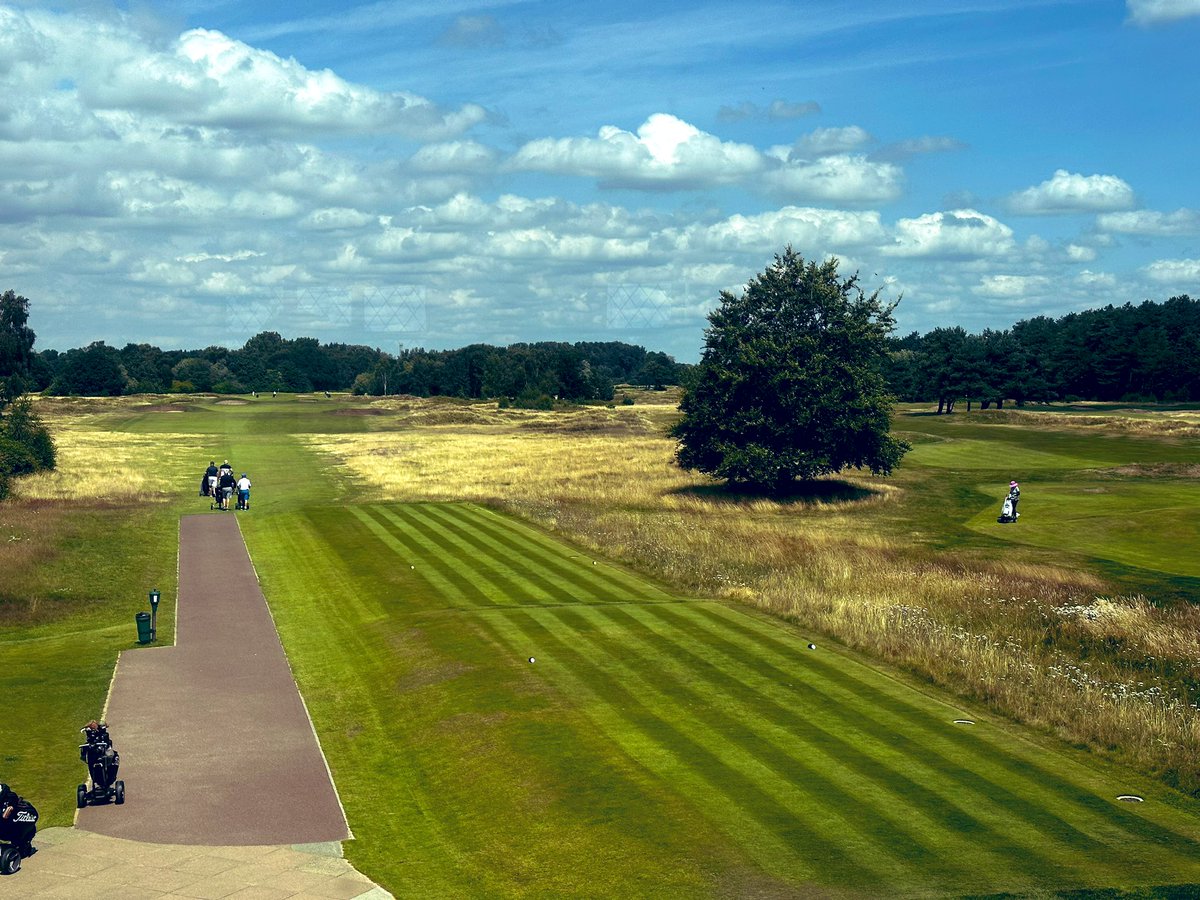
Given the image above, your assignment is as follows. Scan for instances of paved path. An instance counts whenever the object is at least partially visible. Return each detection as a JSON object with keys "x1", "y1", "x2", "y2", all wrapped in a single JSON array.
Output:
[
  {"x1": 78, "y1": 514, "x2": 350, "y2": 845},
  {"x1": 0, "y1": 827, "x2": 389, "y2": 899}
]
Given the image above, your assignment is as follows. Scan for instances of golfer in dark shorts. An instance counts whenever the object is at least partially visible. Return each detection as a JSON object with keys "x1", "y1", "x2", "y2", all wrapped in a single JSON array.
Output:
[{"x1": 218, "y1": 469, "x2": 236, "y2": 509}]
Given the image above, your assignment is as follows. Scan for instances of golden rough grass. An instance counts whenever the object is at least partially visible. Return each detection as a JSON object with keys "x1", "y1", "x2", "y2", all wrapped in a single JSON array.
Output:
[
  {"x1": 12, "y1": 428, "x2": 206, "y2": 503},
  {"x1": 964, "y1": 407, "x2": 1200, "y2": 435},
  {"x1": 308, "y1": 396, "x2": 1200, "y2": 794}
]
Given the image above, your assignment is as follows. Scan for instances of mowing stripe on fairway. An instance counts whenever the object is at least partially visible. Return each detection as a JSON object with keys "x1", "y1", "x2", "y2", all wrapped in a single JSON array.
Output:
[
  {"x1": 423, "y1": 502, "x2": 679, "y2": 607},
  {"x1": 471, "y1": 606, "x2": 873, "y2": 888},
  {"x1": 380, "y1": 501, "x2": 684, "y2": 608},
  {"x1": 541, "y1": 604, "x2": 977, "y2": 886},
  {"x1": 582, "y1": 602, "x2": 1073, "y2": 879},
  {"x1": 417, "y1": 503, "x2": 595, "y2": 604},
  {"x1": 443, "y1": 503, "x2": 637, "y2": 603},
  {"x1": 347, "y1": 506, "x2": 475, "y2": 607},
  {"x1": 645, "y1": 607, "x2": 1116, "y2": 864},
  {"x1": 367, "y1": 504, "x2": 515, "y2": 608},
  {"x1": 395, "y1": 503, "x2": 563, "y2": 605},
  {"x1": 558, "y1": 602, "x2": 1131, "y2": 887},
  {"x1": 456, "y1": 502, "x2": 678, "y2": 602},
  {"x1": 409, "y1": 502, "x2": 627, "y2": 607},
  {"x1": 680, "y1": 602, "x2": 1200, "y2": 864},
  {"x1": 377, "y1": 502, "x2": 612, "y2": 610},
  {"x1": 342, "y1": 501, "x2": 1200, "y2": 894}
]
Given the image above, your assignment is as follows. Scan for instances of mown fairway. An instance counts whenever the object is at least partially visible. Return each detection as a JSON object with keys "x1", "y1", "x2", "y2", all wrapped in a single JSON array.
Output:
[
  {"x1": 7, "y1": 395, "x2": 1200, "y2": 897},
  {"x1": 245, "y1": 502, "x2": 1200, "y2": 894},
  {"x1": 897, "y1": 411, "x2": 1200, "y2": 590}
]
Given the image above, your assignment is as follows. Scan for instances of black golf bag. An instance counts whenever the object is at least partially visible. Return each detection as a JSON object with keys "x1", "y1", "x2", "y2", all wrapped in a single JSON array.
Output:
[
  {"x1": 78, "y1": 727, "x2": 124, "y2": 808},
  {"x1": 200, "y1": 474, "x2": 210, "y2": 497},
  {"x1": 0, "y1": 789, "x2": 37, "y2": 875}
]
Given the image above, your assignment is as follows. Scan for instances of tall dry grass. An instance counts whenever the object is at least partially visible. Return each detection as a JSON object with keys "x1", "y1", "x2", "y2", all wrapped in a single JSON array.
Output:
[
  {"x1": 11, "y1": 428, "x2": 205, "y2": 503},
  {"x1": 308, "y1": 396, "x2": 1200, "y2": 794}
]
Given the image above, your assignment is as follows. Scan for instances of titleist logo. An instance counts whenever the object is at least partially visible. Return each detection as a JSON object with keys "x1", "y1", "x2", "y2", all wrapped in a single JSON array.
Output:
[{"x1": 15, "y1": 811, "x2": 36, "y2": 823}]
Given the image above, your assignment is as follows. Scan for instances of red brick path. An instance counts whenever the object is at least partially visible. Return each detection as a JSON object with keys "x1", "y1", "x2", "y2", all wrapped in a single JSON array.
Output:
[{"x1": 77, "y1": 515, "x2": 350, "y2": 846}]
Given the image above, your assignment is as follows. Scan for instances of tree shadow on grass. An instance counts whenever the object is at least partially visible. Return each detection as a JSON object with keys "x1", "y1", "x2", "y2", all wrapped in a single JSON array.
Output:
[{"x1": 668, "y1": 478, "x2": 881, "y2": 507}]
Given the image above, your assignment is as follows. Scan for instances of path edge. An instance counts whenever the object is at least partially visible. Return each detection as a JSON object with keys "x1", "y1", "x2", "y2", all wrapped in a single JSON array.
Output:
[{"x1": 233, "y1": 513, "x2": 354, "y2": 841}]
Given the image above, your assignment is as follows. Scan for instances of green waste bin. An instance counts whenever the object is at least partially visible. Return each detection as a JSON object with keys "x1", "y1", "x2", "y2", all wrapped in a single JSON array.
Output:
[{"x1": 135, "y1": 611, "x2": 153, "y2": 644}]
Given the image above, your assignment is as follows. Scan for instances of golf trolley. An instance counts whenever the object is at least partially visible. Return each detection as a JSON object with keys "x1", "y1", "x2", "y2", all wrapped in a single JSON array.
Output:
[
  {"x1": 0, "y1": 790, "x2": 37, "y2": 876},
  {"x1": 997, "y1": 495, "x2": 1020, "y2": 524},
  {"x1": 77, "y1": 728, "x2": 124, "y2": 808}
]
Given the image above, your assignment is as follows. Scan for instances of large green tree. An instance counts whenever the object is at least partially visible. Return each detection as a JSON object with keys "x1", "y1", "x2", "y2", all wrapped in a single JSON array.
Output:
[
  {"x1": 672, "y1": 248, "x2": 910, "y2": 491},
  {"x1": 0, "y1": 289, "x2": 37, "y2": 407},
  {"x1": 0, "y1": 290, "x2": 55, "y2": 498}
]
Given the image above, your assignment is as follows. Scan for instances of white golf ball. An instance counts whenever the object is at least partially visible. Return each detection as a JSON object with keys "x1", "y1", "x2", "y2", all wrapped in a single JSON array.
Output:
[
  {"x1": 807, "y1": 643, "x2": 816, "y2": 650},
  {"x1": 528, "y1": 657, "x2": 536, "y2": 664}
]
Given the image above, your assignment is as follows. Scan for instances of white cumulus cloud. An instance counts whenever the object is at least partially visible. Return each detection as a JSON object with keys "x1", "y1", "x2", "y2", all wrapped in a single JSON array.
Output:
[
  {"x1": 509, "y1": 114, "x2": 764, "y2": 188},
  {"x1": 764, "y1": 154, "x2": 903, "y2": 203},
  {"x1": 172, "y1": 29, "x2": 486, "y2": 139},
  {"x1": 1007, "y1": 169, "x2": 1136, "y2": 215},
  {"x1": 795, "y1": 126, "x2": 873, "y2": 157},
  {"x1": 671, "y1": 207, "x2": 886, "y2": 254},
  {"x1": 1143, "y1": 258, "x2": 1200, "y2": 283},
  {"x1": 11, "y1": 10, "x2": 485, "y2": 142},
  {"x1": 1097, "y1": 208, "x2": 1200, "y2": 235},
  {"x1": 884, "y1": 209, "x2": 1015, "y2": 258},
  {"x1": 1127, "y1": 0, "x2": 1200, "y2": 26},
  {"x1": 973, "y1": 274, "x2": 1051, "y2": 299},
  {"x1": 1075, "y1": 270, "x2": 1117, "y2": 288}
]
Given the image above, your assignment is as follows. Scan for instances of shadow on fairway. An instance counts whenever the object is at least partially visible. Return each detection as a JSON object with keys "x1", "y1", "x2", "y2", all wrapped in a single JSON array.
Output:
[{"x1": 668, "y1": 479, "x2": 880, "y2": 506}]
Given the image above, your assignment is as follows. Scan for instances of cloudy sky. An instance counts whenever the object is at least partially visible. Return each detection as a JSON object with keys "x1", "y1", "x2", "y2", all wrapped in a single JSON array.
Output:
[{"x1": 3, "y1": 0, "x2": 1198, "y2": 360}]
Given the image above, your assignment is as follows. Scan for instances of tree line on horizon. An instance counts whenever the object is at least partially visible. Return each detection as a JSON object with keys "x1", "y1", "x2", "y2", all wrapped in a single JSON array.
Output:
[
  {"x1": 883, "y1": 294, "x2": 1200, "y2": 411},
  {"x1": 21, "y1": 330, "x2": 689, "y2": 405},
  {"x1": 6, "y1": 289, "x2": 1200, "y2": 411}
]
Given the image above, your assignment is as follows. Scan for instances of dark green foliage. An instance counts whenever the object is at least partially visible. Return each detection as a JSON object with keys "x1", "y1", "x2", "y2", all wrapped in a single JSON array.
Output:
[
  {"x1": 2, "y1": 398, "x2": 55, "y2": 471},
  {"x1": 635, "y1": 351, "x2": 676, "y2": 390},
  {"x1": 50, "y1": 341, "x2": 129, "y2": 396},
  {"x1": 0, "y1": 289, "x2": 36, "y2": 405},
  {"x1": 886, "y1": 295, "x2": 1200, "y2": 408},
  {"x1": 172, "y1": 357, "x2": 216, "y2": 392},
  {"x1": 355, "y1": 341, "x2": 672, "y2": 402},
  {"x1": 37, "y1": 329, "x2": 671, "y2": 402},
  {"x1": 0, "y1": 292, "x2": 56, "y2": 495},
  {"x1": 672, "y1": 247, "x2": 910, "y2": 490}
]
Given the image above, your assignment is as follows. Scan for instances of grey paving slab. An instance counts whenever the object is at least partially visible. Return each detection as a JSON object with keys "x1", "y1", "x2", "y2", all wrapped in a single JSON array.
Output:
[{"x1": 0, "y1": 829, "x2": 390, "y2": 900}]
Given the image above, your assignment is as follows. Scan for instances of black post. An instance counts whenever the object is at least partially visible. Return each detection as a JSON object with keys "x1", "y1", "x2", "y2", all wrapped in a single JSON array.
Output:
[{"x1": 149, "y1": 589, "x2": 161, "y2": 642}]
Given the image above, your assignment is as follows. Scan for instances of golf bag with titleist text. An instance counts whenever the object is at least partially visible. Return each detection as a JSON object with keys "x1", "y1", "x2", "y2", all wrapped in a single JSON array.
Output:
[{"x1": 0, "y1": 786, "x2": 37, "y2": 875}]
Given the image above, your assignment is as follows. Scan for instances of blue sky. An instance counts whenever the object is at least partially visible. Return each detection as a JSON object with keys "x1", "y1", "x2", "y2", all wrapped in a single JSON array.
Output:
[{"x1": 2, "y1": 0, "x2": 1198, "y2": 360}]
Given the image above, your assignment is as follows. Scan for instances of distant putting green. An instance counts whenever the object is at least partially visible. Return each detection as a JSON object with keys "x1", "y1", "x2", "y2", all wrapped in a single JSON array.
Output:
[
  {"x1": 970, "y1": 480, "x2": 1200, "y2": 578},
  {"x1": 244, "y1": 499, "x2": 1200, "y2": 897}
]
